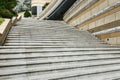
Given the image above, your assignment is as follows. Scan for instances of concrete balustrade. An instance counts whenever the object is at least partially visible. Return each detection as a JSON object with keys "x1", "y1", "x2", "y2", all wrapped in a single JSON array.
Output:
[
  {"x1": 64, "y1": 0, "x2": 98, "y2": 22},
  {"x1": 39, "y1": 0, "x2": 63, "y2": 20},
  {"x1": 63, "y1": 0, "x2": 84, "y2": 20},
  {"x1": 39, "y1": 0, "x2": 58, "y2": 18},
  {"x1": 12, "y1": 17, "x2": 17, "y2": 26},
  {"x1": 17, "y1": 15, "x2": 22, "y2": 21},
  {"x1": 93, "y1": 26, "x2": 120, "y2": 36},
  {"x1": 63, "y1": 0, "x2": 120, "y2": 45},
  {"x1": 0, "y1": 19, "x2": 12, "y2": 45},
  {"x1": 0, "y1": 15, "x2": 22, "y2": 45}
]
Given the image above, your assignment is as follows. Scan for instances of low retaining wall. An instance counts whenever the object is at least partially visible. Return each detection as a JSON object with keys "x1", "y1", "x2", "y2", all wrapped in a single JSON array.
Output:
[
  {"x1": 17, "y1": 15, "x2": 22, "y2": 21},
  {"x1": 0, "y1": 16, "x2": 22, "y2": 45},
  {"x1": 0, "y1": 19, "x2": 12, "y2": 45},
  {"x1": 12, "y1": 17, "x2": 17, "y2": 26}
]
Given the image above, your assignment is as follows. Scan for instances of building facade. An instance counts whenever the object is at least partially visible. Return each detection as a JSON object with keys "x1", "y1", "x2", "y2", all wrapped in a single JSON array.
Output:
[
  {"x1": 64, "y1": 0, "x2": 120, "y2": 45},
  {"x1": 40, "y1": 0, "x2": 120, "y2": 45},
  {"x1": 31, "y1": 0, "x2": 52, "y2": 17}
]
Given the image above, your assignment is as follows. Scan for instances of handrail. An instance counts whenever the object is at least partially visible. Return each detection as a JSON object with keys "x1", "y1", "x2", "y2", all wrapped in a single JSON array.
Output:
[
  {"x1": 93, "y1": 26, "x2": 120, "y2": 35},
  {"x1": 40, "y1": 0, "x2": 63, "y2": 20},
  {"x1": 64, "y1": 0, "x2": 99, "y2": 22},
  {"x1": 47, "y1": 0, "x2": 67, "y2": 19},
  {"x1": 64, "y1": 0, "x2": 84, "y2": 19},
  {"x1": 39, "y1": 0, "x2": 57, "y2": 18},
  {"x1": 74, "y1": 1, "x2": 120, "y2": 27},
  {"x1": 0, "y1": 19, "x2": 12, "y2": 45},
  {"x1": 0, "y1": 19, "x2": 11, "y2": 34}
]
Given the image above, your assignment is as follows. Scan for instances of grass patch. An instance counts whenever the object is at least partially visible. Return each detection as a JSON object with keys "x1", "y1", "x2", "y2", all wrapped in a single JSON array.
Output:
[{"x1": 0, "y1": 17, "x2": 5, "y2": 25}]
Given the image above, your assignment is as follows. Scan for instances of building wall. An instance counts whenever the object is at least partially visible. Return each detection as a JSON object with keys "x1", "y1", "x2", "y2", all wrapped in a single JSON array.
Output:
[
  {"x1": 31, "y1": 0, "x2": 52, "y2": 17},
  {"x1": 37, "y1": 6, "x2": 42, "y2": 17},
  {"x1": 64, "y1": 0, "x2": 120, "y2": 45},
  {"x1": 31, "y1": 0, "x2": 52, "y2": 7}
]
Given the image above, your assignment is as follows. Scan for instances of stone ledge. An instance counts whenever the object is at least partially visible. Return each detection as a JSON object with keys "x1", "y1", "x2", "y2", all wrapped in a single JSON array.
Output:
[
  {"x1": 39, "y1": 0, "x2": 58, "y2": 18},
  {"x1": 0, "y1": 19, "x2": 12, "y2": 45},
  {"x1": 12, "y1": 17, "x2": 17, "y2": 26},
  {"x1": 88, "y1": 20, "x2": 120, "y2": 33},
  {"x1": 102, "y1": 36, "x2": 120, "y2": 45},
  {"x1": 17, "y1": 15, "x2": 22, "y2": 21},
  {"x1": 96, "y1": 31, "x2": 120, "y2": 39},
  {"x1": 64, "y1": 0, "x2": 84, "y2": 19},
  {"x1": 39, "y1": 0, "x2": 63, "y2": 20},
  {"x1": 64, "y1": 0, "x2": 98, "y2": 22}
]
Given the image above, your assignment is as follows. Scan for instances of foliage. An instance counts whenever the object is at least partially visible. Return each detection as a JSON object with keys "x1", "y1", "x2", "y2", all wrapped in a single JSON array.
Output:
[
  {"x1": 0, "y1": 0, "x2": 18, "y2": 18},
  {"x1": 24, "y1": 10, "x2": 31, "y2": 17},
  {"x1": 16, "y1": 0, "x2": 31, "y2": 12},
  {"x1": 23, "y1": 0, "x2": 31, "y2": 10},
  {"x1": 0, "y1": 17, "x2": 5, "y2": 25},
  {"x1": 0, "y1": 0, "x2": 18, "y2": 10},
  {"x1": 10, "y1": 10, "x2": 18, "y2": 17},
  {"x1": 0, "y1": 8, "x2": 14, "y2": 18}
]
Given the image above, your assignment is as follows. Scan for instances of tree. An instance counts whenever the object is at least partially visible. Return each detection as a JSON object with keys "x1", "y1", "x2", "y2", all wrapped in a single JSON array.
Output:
[
  {"x1": 23, "y1": 0, "x2": 31, "y2": 10},
  {"x1": 0, "y1": 0, "x2": 18, "y2": 18},
  {"x1": 24, "y1": 10, "x2": 31, "y2": 17}
]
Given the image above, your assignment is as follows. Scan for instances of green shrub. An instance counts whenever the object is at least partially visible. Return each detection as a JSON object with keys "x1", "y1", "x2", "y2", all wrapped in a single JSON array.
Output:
[
  {"x1": 10, "y1": 10, "x2": 18, "y2": 17},
  {"x1": 24, "y1": 10, "x2": 31, "y2": 17},
  {"x1": 0, "y1": 9, "x2": 14, "y2": 18},
  {"x1": 0, "y1": 17, "x2": 5, "y2": 25}
]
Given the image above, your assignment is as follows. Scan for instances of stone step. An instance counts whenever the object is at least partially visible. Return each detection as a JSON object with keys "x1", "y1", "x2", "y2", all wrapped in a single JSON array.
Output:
[
  {"x1": 6, "y1": 38, "x2": 98, "y2": 41},
  {"x1": 5, "y1": 42, "x2": 106, "y2": 45},
  {"x1": 5, "y1": 40, "x2": 105, "y2": 43},
  {"x1": 0, "y1": 54, "x2": 120, "y2": 67},
  {"x1": 4, "y1": 42, "x2": 107, "y2": 47},
  {"x1": 6, "y1": 39, "x2": 100, "y2": 42},
  {"x1": 0, "y1": 51, "x2": 120, "y2": 59},
  {"x1": 7, "y1": 35, "x2": 96, "y2": 38},
  {"x1": 0, "y1": 58, "x2": 120, "y2": 76},
  {"x1": 58, "y1": 70, "x2": 120, "y2": 80},
  {"x1": 6, "y1": 35, "x2": 99, "y2": 38},
  {"x1": 0, "y1": 48, "x2": 119, "y2": 53},
  {"x1": 19, "y1": 63, "x2": 120, "y2": 80},
  {"x1": 8, "y1": 32, "x2": 93, "y2": 34},
  {"x1": 7, "y1": 36, "x2": 98, "y2": 40},
  {"x1": 1, "y1": 62, "x2": 120, "y2": 80},
  {"x1": 1, "y1": 18, "x2": 120, "y2": 80},
  {"x1": 0, "y1": 46, "x2": 115, "y2": 49},
  {"x1": 6, "y1": 39, "x2": 74, "y2": 41},
  {"x1": 6, "y1": 38, "x2": 75, "y2": 40}
]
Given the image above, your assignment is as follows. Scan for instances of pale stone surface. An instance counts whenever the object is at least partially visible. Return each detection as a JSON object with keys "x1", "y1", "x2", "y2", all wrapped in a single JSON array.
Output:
[
  {"x1": 96, "y1": 18, "x2": 105, "y2": 27},
  {"x1": 0, "y1": 18, "x2": 120, "y2": 80},
  {"x1": 105, "y1": 14, "x2": 116, "y2": 24},
  {"x1": 116, "y1": 10, "x2": 120, "y2": 20},
  {"x1": 31, "y1": 0, "x2": 52, "y2": 6},
  {"x1": 0, "y1": 19, "x2": 11, "y2": 34},
  {"x1": 103, "y1": 37, "x2": 118, "y2": 45},
  {"x1": 39, "y1": 0, "x2": 62, "y2": 20},
  {"x1": 89, "y1": 22, "x2": 96, "y2": 30},
  {"x1": 99, "y1": 0, "x2": 109, "y2": 11},
  {"x1": 116, "y1": 37, "x2": 120, "y2": 44},
  {"x1": 107, "y1": 0, "x2": 120, "y2": 5}
]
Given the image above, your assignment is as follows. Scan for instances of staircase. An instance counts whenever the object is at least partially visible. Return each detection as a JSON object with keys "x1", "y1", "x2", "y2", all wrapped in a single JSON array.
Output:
[{"x1": 0, "y1": 18, "x2": 120, "y2": 80}]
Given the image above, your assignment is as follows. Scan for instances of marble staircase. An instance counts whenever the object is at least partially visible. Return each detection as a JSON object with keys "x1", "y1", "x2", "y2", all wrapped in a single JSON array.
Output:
[{"x1": 0, "y1": 18, "x2": 120, "y2": 80}]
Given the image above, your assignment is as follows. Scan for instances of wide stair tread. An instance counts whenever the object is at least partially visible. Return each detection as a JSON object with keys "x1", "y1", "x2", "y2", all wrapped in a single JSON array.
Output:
[{"x1": 0, "y1": 18, "x2": 120, "y2": 80}]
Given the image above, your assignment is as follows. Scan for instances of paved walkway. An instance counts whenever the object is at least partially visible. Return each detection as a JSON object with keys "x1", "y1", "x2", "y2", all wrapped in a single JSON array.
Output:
[{"x1": 0, "y1": 18, "x2": 120, "y2": 80}]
